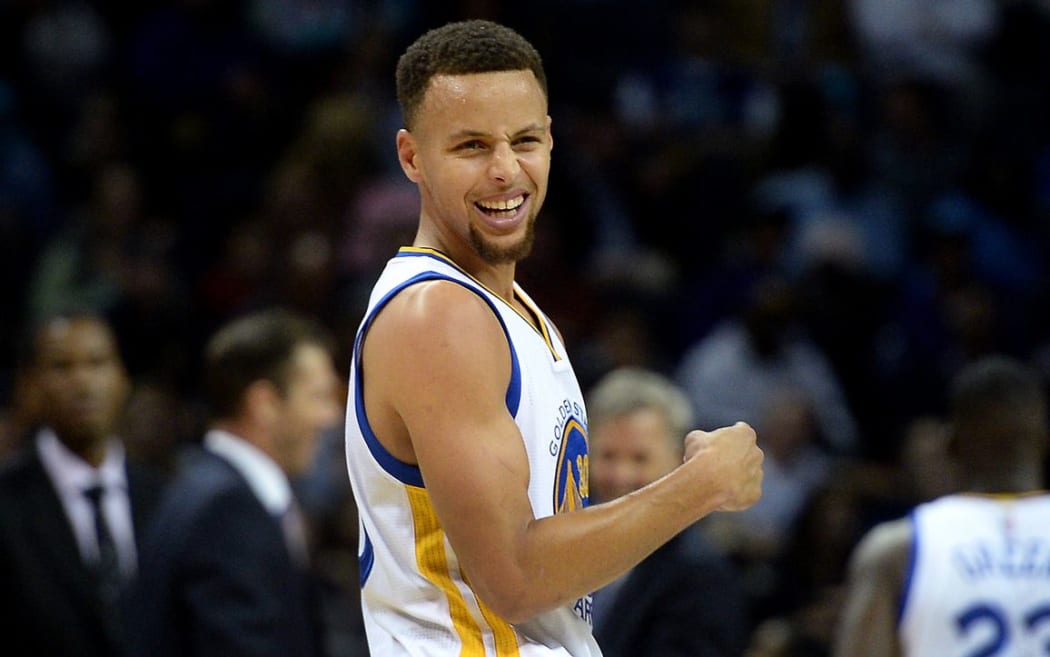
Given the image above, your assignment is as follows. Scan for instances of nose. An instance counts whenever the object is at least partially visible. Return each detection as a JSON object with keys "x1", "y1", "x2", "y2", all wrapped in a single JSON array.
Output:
[
  {"x1": 488, "y1": 142, "x2": 520, "y2": 184},
  {"x1": 594, "y1": 458, "x2": 638, "y2": 500},
  {"x1": 69, "y1": 362, "x2": 98, "y2": 389}
]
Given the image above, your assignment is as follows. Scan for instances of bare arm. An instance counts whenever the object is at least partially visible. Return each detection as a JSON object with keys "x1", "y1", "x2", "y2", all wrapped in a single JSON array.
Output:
[
  {"x1": 833, "y1": 518, "x2": 912, "y2": 657},
  {"x1": 363, "y1": 281, "x2": 763, "y2": 623}
]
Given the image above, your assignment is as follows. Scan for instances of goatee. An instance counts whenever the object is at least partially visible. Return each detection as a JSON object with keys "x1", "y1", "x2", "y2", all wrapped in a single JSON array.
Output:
[{"x1": 469, "y1": 217, "x2": 536, "y2": 265}]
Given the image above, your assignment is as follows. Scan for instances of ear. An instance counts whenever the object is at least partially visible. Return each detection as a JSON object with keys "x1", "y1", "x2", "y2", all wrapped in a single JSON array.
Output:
[
  {"x1": 243, "y1": 379, "x2": 281, "y2": 425},
  {"x1": 397, "y1": 129, "x2": 422, "y2": 183},
  {"x1": 546, "y1": 115, "x2": 553, "y2": 153}
]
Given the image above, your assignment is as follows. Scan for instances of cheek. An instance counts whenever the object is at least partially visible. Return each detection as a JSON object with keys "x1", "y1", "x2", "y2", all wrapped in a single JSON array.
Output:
[
  {"x1": 294, "y1": 397, "x2": 339, "y2": 434},
  {"x1": 288, "y1": 404, "x2": 316, "y2": 435},
  {"x1": 589, "y1": 455, "x2": 616, "y2": 484},
  {"x1": 423, "y1": 158, "x2": 471, "y2": 193},
  {"x1": 523, "y1": 150, "x2": 551, "y2": 177},
  {"x1": 106, "y1": 376, "x2": 130, "y2": 409}
]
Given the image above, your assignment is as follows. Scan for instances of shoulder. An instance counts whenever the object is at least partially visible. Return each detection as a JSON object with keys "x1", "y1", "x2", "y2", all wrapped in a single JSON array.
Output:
[
  {"x1": 849, "y1": 517, "x2": 913, "y2": 581},
  {"x1": 0, "y1": 448, "x2": 37, "y2": 487},
  {"x1": 173, "y1": 447, "x2": 240, "y2": 488},
  {"x1": 366, "y1": 278, "x2": 511, "y2": 373},
  {"x1": 144, "y1": 451, "x2": 274, "y2": 550},
  {"x1": 0, "y1": 448, "x2": 46, "y2": 505},
  {"x1": 377, "y1": 277, "x2": 503, "y2": 335},
  {"x1": 153, "y1": 450, "x2": 257, "y2": 523}
]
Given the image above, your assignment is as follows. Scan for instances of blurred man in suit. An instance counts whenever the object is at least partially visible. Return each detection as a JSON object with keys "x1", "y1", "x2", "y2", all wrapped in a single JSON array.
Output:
[
  {"x1": 587, "y1": 367, "x2": 751, "y2": 657},
  {"x1": 127, "y1": 308, "x2": 341, "y2": 657},
  {"x1": 0, "y1": 311, "x2": 164, "y2": 657}
]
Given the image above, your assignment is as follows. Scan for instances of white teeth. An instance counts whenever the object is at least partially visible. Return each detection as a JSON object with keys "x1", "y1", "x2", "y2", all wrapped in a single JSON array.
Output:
[{"x1": 478, "y1": 195, "x2": 524, "y2": 211}]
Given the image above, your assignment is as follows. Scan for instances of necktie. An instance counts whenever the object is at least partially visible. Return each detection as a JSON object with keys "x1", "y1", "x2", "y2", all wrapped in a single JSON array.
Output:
[{"x1": 83, "y1": 484, "x2": 122, "y2": 604}]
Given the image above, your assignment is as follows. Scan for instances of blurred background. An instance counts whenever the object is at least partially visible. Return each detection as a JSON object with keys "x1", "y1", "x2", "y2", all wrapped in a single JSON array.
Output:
[{"x1": 2, "y1": 1, "x2": 1050, "y2": 655}]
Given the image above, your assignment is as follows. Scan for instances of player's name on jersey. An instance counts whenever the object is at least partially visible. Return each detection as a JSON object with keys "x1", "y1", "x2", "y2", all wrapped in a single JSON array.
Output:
[{"x1": 953, "y1": 538, "x2": 1050, "y2": 580}]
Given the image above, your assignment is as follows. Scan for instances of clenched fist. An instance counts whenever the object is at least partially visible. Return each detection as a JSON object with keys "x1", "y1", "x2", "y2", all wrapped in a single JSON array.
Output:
[{"x1": 683, "y1": 421, "x2": 764, "y2": 512}]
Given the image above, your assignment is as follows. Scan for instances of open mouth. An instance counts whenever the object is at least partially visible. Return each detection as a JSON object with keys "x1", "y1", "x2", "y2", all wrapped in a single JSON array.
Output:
[{"x1": 475, "y1": 194, "x2": 527, "y2": 220}]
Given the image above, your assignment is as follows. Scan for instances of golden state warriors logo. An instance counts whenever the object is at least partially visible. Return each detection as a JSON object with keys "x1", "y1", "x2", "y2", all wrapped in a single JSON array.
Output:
[{"x1": 552, "y1": 399, "x2": 589, "y2": 513}]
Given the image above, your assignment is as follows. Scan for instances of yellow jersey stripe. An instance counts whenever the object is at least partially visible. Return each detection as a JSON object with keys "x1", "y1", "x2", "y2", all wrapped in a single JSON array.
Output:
[
  {"x1": 406, "y1": 486, "x2": 486, "y2": 656},
  {"x1": 398, "y1": 246, "x2": 562, "y2": 361},
  {"x1": 514, "y1": 291, "x2": 562, "y2": 362},
  {"x1": 466, "y1": 570, "x2": 521, "y2": 657}
]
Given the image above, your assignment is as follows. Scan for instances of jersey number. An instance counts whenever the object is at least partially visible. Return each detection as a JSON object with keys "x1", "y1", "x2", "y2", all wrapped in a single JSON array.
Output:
[{"x1": 956, "y1": 602, "x2": 1050, "y2": 657}]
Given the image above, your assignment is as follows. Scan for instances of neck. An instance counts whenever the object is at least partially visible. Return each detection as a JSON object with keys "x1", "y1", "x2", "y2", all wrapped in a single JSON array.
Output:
[
  {"x1": 412, "y1": 234, "x2": 518, "y2": 302},
  {"x1": 967, "y1": 462, "x2": 1045, "y2": 494},
  {"x1": 55, "y1": 432, "x2": 109, "y2": 468},
  {"x1": 212, "y1": 420, "x2": 272, "y2": 457}
]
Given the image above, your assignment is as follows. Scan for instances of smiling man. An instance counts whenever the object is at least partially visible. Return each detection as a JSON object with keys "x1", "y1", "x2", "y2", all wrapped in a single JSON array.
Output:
[
  {"x1": 344, "y1": 19, "x2": 764, "y2": 657},
  {"x1": 585, "y1": 368, "x2": 750, "y2": 657}
]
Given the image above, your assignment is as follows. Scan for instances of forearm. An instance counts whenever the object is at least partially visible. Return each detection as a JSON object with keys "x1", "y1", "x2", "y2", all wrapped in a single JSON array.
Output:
[{"x1": 474, "y1": 459, "x2": 727, "y2": 622}]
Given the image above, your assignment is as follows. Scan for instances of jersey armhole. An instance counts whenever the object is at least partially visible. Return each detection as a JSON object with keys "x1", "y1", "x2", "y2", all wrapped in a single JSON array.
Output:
[{"x1": 351, "y1": 273, "x2": 523, "y2": 486}]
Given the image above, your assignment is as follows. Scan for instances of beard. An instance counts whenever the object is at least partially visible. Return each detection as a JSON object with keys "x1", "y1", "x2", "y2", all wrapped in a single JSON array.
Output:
[{"x1": 469, "y1": 214, "x2": 537, "y2": 265}]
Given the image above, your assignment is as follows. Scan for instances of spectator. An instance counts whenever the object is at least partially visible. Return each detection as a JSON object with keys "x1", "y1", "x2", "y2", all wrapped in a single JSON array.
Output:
[
  {"x1": 588, "y1": 367, "x2": 751, "y2": 657},
  {"x1": 127, "y1": 308, "x2": 341, "y2": 657},
  {"x1": 0, "y1": 310, "x2": 165, "y2": 657}
]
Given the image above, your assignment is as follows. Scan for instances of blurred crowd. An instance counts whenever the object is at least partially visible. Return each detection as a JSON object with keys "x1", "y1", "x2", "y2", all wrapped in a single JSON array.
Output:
[{"x1": 3, "y1": 1, "x2": 1050, "y2": 656}]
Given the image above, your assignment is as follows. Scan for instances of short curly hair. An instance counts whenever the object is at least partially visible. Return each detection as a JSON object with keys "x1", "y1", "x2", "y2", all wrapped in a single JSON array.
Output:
[{"x1": 396, "y1": 19, "x2": 548, "y2": 130}]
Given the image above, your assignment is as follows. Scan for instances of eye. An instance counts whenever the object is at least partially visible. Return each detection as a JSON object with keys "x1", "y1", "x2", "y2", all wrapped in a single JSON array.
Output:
[
  {"x1": 455, "y1": 139, "x2": 486, "y2": 151},
  {"x1": 45, "y1": 357, "x2": 73, "y2": 373},
  {"x1": 513, "y1": 135, "x2": 543, "y2": 148}
]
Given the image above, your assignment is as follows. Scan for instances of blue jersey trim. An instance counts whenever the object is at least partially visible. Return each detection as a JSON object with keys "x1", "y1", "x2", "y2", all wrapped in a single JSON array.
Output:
[
  {"x1": 352, "y1": 271, "x2": 522, "y2": 486},
  {"x1": 359, "y1": 528, "x2": 375, "y2": 588},
  {"x1": 398, "y1": 247, "x2": 562, "y2": 362},
  {"x1": 898, "y1": 511, "x2": 920, "y2": 625}
]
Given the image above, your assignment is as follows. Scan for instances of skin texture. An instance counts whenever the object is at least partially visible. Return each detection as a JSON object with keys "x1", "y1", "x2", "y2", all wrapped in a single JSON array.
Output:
[
  {"x1": 366, "y1": 68, "x2": 764, "y2": 624},
  {"x1": 30, "y1": 317, "x2": 130, "y2": 466}
]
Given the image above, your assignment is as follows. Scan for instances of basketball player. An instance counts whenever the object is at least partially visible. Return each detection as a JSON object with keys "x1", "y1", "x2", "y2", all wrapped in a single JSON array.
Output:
[
  {"x1": 343, "y1": 19, "x2": 764, "y2": 657},
  {"x1": 833, "y1": 355, "x2": 1050, "y2": 657}
]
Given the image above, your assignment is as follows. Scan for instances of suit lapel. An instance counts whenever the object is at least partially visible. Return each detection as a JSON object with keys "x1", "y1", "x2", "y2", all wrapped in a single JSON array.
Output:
[
  {"x1": 22, "y1": 453, "x2": 115, "y2": 633},
  {"x1": 126, "y1": 464, "x2": 162, "y2": 547}
]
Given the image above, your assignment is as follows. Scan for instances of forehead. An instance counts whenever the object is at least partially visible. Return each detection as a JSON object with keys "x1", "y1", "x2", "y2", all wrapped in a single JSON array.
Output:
[
  {"x1": 287, "y1": 343, "x2": 334, "y2": 380},
  {"x1": 35, "y1": 318, "x2": 117, "y2": 360},
  {"x1": 417, "y1": 70, "x2": 547, "y2": 134},
  {"x1": 591, "y1": 407, "x2": 674, "y2": 449}
]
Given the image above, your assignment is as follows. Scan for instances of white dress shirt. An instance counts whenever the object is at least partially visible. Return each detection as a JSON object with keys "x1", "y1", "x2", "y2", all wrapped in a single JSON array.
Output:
[
  {"x1": 203, "y1": 429, "x2": 307, "y2": 562},
  {"x1": 36, "y1": 428, "x2": 138, "y2": 577}
]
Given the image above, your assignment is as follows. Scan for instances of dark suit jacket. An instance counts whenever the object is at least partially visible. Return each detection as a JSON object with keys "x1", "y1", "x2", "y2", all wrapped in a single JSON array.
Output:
[
  {"x1": 126, "y1": 447, "x2": 323, "y2": 657},
  {"x1": 0, "y1": 442, "x2": 164, "y2": 657},
  {"x1": 593, "y1": 525, "x2": 750, "y2": 657}
]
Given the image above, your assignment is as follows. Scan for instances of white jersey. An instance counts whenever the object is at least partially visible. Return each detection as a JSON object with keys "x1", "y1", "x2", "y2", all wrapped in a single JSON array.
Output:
[
  {"x1": 345, "y1": 247, "x2": 602, "y2": 657},
  {"x1": 900, "y1": 493, "x2": 1050, "y2": 657}
]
